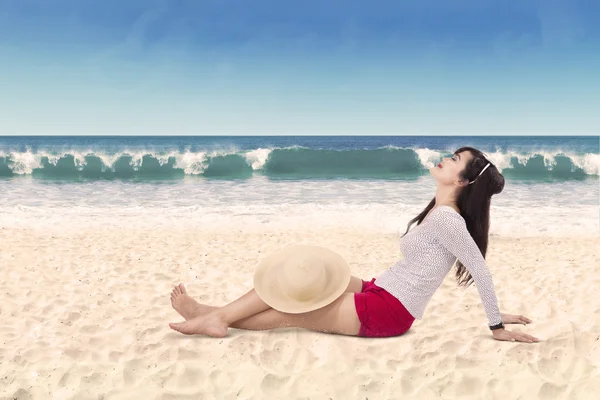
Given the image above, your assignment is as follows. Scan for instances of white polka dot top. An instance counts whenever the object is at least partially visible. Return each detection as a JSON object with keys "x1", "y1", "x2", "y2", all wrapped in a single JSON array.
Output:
[{"x1": 375, "y1": 205, "x2": 502, "y2": 327}]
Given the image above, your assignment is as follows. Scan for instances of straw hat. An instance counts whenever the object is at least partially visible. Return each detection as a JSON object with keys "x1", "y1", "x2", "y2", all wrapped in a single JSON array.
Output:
[{"x1": 253, "y1": 245, "x2": 351, "y2": 314}]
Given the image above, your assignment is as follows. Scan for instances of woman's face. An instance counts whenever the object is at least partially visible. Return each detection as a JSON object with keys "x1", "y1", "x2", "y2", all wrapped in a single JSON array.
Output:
[{"x1": 430, "y1": 150, "x2": 474, "y2": 186}]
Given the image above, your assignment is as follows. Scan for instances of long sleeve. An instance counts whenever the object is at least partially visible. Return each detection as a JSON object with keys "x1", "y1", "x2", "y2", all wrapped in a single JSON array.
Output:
[{"x1": 430, "y1": 210, "x2": 503, "y2": 327}]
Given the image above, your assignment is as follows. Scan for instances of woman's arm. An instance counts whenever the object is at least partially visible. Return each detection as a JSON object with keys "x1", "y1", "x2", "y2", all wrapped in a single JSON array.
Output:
[
  {"x1": 431, "y1": 210, "x2": 503, "y2": 327},
  {"x1": 432, "y1": 210, "x2": 539, "y2": 342}
]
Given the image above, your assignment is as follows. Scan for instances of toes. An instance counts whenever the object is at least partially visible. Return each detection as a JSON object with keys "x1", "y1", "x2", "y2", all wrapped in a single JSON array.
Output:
[
  {"x1": 173, "y1": 285, "x2": 181, "y2": 295},
  {"x1": 169, "y1": 322, "x2": 185, "y2": 332},
  {"x1": 179, "y1": 284, "x2": 187, "y2": 294}
]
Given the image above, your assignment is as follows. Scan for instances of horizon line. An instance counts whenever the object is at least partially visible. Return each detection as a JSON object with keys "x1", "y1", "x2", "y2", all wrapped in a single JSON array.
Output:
[{"x1": 1, "y1": 134, "x2": 598, "y2": 137}]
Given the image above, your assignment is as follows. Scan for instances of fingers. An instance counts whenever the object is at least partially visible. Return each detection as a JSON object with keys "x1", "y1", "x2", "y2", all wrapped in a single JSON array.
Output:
[
  {"x1": 513, "y1": 333, "x2": 539, "y2": 343},
  {"x1": 521, "y1": 333, "x2": 539, "y2": 342},
  {"x1": 493, "y1": 329, "x2": 540, "y2": 343},
  {"x1": 514, "y1": 334, "x2": 530, "y2": 343},
  {"x1": 506, "y1": 314, "x2": 533, "y2": 325},
  {"x1": 520, "y1": 315, "x2": 533, "y2": 324}
]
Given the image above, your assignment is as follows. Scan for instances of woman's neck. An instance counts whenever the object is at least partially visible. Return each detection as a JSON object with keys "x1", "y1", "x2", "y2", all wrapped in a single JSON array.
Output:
[{"x1": 434, "y1": 187, "x2": 460, "y2": 211}]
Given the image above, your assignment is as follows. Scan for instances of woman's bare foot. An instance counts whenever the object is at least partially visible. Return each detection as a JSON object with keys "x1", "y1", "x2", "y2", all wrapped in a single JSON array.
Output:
[
  {"x1": 169, "y1": 312, "x2": 229, "y2": 337},
  {"x1": 170, "y1": 284, "x2": 218, "y2": 320}
]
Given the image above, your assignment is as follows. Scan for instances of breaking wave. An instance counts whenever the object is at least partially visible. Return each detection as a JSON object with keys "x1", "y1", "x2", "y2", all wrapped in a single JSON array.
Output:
[{"x1": 0, "y1": 147, "x2": 597, "y2": 180}]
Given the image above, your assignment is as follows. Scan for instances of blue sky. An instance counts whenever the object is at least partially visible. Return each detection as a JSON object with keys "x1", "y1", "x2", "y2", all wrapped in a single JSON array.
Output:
[{"x1": 0, "y1": 0, "x2": 599, "y2": 135}]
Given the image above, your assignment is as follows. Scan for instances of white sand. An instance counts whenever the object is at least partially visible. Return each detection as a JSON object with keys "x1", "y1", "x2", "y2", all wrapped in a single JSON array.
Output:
[{"x1": 1, "y1": 226, "x2": 599, "y2": 399}]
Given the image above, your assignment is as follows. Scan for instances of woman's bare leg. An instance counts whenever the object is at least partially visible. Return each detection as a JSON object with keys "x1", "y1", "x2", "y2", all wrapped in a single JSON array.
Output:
[
  {"x1": 170, "y1": 276, "x2": 364, "y2": 321},
  {"x1": 169, "y1": 290, "x2": 361, "y2": 337}
]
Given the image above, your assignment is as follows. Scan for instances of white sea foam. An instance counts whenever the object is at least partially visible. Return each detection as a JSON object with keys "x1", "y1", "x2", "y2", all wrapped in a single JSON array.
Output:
[
  {"x1": 172, "y1": 151, "x2": 208, "y2": 175},
  {"x1": 244, "y1": 148, "x2": 273, "y2": 170},
  {"x1": 1, "y1": 177, "x2": 597, "y2": 237},
  {"x1": 414, "y1": 148, "x2": 444, "y2": 169},
  {"x1": 485, "y1": 149, "x2": 600, "y2": 175}
]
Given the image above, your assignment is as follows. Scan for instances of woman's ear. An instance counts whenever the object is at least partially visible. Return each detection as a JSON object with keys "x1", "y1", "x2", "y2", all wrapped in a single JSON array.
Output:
[{"x1": 456, "y1": 177, "x2": 470, "y2": 187}]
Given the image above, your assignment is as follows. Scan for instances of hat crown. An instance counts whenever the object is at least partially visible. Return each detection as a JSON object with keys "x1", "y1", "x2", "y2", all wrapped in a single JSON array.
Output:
[
  {"x1": 254, "y1": 244, "x2": 351, "y2": 314},
  {"x1": 279, "y1": 256, "x2": 327, "y2": 302}
]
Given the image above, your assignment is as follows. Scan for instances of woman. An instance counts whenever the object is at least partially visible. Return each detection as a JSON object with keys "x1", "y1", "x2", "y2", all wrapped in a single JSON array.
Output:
[{"x1": 169, "y1": 146, "x2": 539, "y2": 343}]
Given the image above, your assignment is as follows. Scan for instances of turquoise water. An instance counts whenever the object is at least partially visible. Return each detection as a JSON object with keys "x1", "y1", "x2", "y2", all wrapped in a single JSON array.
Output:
[
  {"x1": 0, "y1": 136, "x2": 597, "y2": 180},
  {"x1": 1, "y1": 136, "x2": 598, "y2": 236}
]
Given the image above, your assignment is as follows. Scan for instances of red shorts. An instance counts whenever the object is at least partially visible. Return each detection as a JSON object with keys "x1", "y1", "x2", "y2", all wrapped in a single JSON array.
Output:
[{"x1": 354, "y1": 278, "x2": 415, "y2": 338}]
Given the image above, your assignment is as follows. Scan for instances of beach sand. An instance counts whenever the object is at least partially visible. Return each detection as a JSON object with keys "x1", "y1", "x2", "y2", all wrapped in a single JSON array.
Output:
[{"x1": 1, "y1": 225, "x2": 599, "y2": 399}]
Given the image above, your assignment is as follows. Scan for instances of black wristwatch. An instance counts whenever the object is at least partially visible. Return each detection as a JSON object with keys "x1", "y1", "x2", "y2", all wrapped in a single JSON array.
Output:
[{"x1": 490, "y1": 322, "x2": 505, "y2": 330}]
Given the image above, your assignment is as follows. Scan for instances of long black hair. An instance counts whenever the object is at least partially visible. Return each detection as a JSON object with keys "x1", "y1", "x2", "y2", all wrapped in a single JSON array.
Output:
[{"x1": 402, "y1": 146, "x2": 505, "y2": 287}]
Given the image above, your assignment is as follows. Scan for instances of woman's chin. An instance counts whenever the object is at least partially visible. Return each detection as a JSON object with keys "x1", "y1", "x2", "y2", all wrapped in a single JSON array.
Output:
[{"x1": 429, "y1": 167, "x2": 442, "y2": 181}]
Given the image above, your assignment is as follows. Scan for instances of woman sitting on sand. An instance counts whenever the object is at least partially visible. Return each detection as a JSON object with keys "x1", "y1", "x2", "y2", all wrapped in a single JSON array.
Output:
[{"x1": 169, "y1": 146, "x2": 539, "y2": 343}]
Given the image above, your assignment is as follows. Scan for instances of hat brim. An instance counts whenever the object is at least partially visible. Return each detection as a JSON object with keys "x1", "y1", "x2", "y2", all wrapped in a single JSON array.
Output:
[{"x1": 253, "y1": 245, "x2": 351, "y2": 314}]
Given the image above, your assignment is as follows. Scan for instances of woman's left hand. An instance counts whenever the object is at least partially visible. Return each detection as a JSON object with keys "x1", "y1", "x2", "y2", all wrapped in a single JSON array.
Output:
[
  {"x1": 492, "y1": 328, "x2": 539, "y2": 343},
  {"x1": 501, "y1": 312, "x2": 532, "y2": 325}
]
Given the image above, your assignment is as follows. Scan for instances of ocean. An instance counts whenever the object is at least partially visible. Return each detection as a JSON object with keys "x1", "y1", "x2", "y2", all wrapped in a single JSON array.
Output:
[{"x1": 1, "y1": 135, "x2": 598, "y2": 236}]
